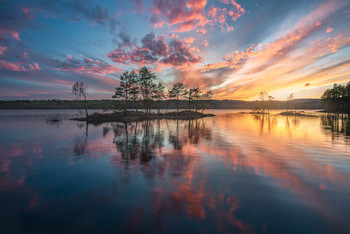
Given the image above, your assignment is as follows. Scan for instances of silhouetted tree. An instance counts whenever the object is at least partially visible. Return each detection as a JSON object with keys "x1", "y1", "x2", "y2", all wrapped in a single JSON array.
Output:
[
  {"x1": 129, "y1": 72, "x2": 140, "y2": 112},
  {"x1": 153, "y1": 82, "x2": 166, "y2": 114},
  {"x1": 166, "y1": 88, "x2": 176, "y2": 113},
  {"x1": 258, "y1": 91, "x2": 268, "y2": 114},
  {"x1": 200, "y1": 90, "x2": 214, "y2": 113},
  {"x1": 72, "y1": 82, "x2": 88, "y2": 119},
  {"x1": 268, "y1": 95, "x2": 274, "y2": 113},
  {"x1": 139, "y1": 67, "x2": 157, "y2": 113},
  {"x1": 321, "y1": 83, "x2": 350, "y2": 112},
  {"x1": 170, "y1": 82, "x2": 187, "y2": 112},
  {"x1": 286, "y1": 93, "x2": 294, "y2": 112},
  {"x1": 191, "y1": 88, "x2": 202, "y2": 112},
  {"x1": 112, "y1": 71, "x2": 135, "y2": 115}
]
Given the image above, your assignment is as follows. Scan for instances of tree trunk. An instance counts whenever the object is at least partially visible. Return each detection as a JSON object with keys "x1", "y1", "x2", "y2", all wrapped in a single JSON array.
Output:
[
  {"x1": 84, "y1": 95, "x2": 88, "y2": 120},
  {"x1": 177, "y1": 96, "x2": 179, "y2": 113},
  {"x1": 124, "y1": 99, "x2": 128, "y2": 116},
  {"x1": 166, "y1": 100, "x2": 169, "y2": 113}
]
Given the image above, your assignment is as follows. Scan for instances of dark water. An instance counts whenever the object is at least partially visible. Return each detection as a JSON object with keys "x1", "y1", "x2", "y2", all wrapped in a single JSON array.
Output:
[{"x1": 0, "y1": 110, "x2": 349, "y2": 233}]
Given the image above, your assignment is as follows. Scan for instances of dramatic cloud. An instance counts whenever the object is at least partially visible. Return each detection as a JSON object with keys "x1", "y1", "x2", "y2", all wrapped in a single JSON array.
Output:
[
  {"x1": 108, "y1": 32, "x2": 201, "y2": 67},
  {"x1": 52, "y1": 55, "x2": 122, "y2": 74},
  {"x1": 150, "y1": 0, "x2": 208, "y2": 33},
  {"x1": 201, "y1": 0, "x2": 350, "y2": 99},
  {"x1": 108, "y1": 49, "x2": 130, "y2": 64},
  {"x1": 1, "y1": 0, "x2": 350, "y2": 100},
  {"x1": 162, "y1": 38, "x2": 202, "y2": 66},
  {"x1": 148, "y1": 0, "x2": 245, "y2": 33}
]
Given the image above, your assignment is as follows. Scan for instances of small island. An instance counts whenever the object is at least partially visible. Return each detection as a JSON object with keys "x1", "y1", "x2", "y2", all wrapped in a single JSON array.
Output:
[
  {"x1": 69, "y1": 67, "x2": 215, "y2": 124},
  {"x1": 72, "y1": 110, "x2": 215, "y2": 124}
]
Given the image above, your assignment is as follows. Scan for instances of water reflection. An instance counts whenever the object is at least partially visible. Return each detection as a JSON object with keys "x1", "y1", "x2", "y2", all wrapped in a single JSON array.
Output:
[
  {"x1": 321, "y1": 114, "x2": 350, "y2": 142},
  {"x1": 0, "y1": 110, "x2": 350, "y2": 233},
  {"x1": 109, "y1": 119, "x2": 212, "y2": 162}
]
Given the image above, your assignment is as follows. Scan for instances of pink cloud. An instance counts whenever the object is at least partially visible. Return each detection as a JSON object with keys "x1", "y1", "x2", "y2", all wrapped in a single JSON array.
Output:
[
  {"x1": 29, "y1": 62, "x2": 40, "y2": 70},
  {"x1": 10, "y1": 31, "x2": 20, "y2": 41},
  {"x1": 0, "y1": 30, "x2": 20, "y2": 41},
  {"x1": 148, "y1": 0, "x2": 244, "y2": 34},
  {"x1": 107, "y1": 49, "x2": 130, "y2": 64},
  {"x1": 150, "y1": 0, "x2": 208, "y2": 33},
  {"x1": 208, "y1": 5, "x2": 218, "y2": 18},
  {"x1": 0, "y1": 47, "x2": 7, "y2": 55},
  {"x1": 207, "y1": 1, "x2": 245, "y2": 32},
  {"x1": 21, "y1": 7, "x2": 34, "y2": 19},
  {"x1": 228, "y1": 0, "x2": 246, "y2": 21},
  {"x1": 0, "y1": 60, "x2": 41, "y2": 71}
]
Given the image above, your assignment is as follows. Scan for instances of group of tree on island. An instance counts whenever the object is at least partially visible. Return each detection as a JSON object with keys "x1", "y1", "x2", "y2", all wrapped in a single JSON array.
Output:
[
  {"x1": 112, "y1": 66, "x2": 214, "y2": 115},
  {"x1": 321, "y1": 82, "x2": 350, "y2": 113}
]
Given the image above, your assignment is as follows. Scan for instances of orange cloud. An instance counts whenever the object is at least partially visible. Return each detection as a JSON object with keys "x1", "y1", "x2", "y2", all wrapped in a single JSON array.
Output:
[{"x1": 195, "y1": 0, "x2": 350, "y2": 100}]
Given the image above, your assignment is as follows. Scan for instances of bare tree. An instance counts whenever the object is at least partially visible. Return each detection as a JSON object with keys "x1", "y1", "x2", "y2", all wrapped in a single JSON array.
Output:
[
  {"x1": 268, "y1": 95, "x2": 274, "y2": 113},
  {"x1": 72, "y1": 82, "x2": 88, "y2": 119},
  {"x1": 258, "y1": 91, "x2": 268, "y2": 114},
  {"x1": 286, "y1": 93, "x2": 294, "y2": 112}
]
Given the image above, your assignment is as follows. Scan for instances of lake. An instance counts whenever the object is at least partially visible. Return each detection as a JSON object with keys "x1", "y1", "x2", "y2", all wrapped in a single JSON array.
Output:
[{"x1": 0, "y1": 110, "x2": 349, "y2": 233}]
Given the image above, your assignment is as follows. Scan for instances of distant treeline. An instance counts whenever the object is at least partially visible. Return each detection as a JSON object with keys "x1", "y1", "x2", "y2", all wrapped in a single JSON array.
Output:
[{"x1": 0, "y1": 99, "x2": 322, "y2": 110}]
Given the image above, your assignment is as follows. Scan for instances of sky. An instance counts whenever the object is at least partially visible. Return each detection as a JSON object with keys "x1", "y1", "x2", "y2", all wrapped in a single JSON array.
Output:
[{"x1": 0, "y1": 0, "x2": 350, "y2": 100}]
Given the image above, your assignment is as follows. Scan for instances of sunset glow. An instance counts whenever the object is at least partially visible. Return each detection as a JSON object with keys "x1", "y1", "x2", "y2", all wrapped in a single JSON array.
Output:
[{"x1": 1, "y1": 0, "x2": 349, "y2": 100}]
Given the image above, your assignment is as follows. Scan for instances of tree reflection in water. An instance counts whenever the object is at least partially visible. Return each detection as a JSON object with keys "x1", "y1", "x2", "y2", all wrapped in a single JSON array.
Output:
[
  {"x1": 111, "y1": 120, "x2": 165, "y2": 162},
  {"x1": 321, "y1": 114, "x2": 350, "y2": 142},
  {"x1": 252, "y1": 113, "x2": 279, "y2": 136},
  {"x1": 185, "y1": 119, "x2": 212, "y2": 144},
  {"x1": 73, "y1": 122, "x2": 89, "y2": 157},
  {"x1": 108, "y1": 119, "x2": 212, "y2": 162}
]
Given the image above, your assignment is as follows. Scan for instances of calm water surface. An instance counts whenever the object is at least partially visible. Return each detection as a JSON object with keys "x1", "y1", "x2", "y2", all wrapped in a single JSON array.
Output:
[{"x1": 0, "y1": 110, "x2": 349, "y2": 233}]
